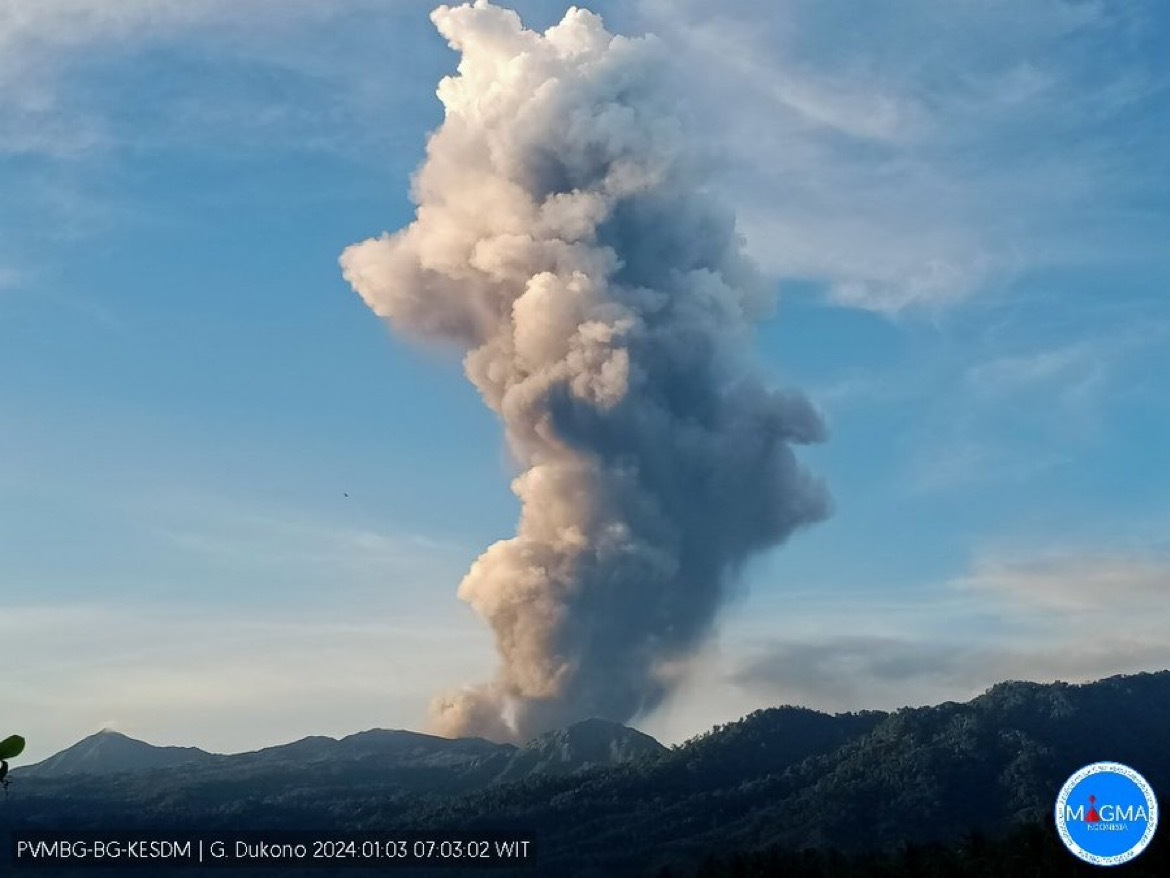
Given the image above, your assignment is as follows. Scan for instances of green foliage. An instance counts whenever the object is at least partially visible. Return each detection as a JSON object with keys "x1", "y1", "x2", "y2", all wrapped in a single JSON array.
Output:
[
  {"x1": 3, "y1": 671, "x2": 1169, "y2": 878},
  {"x1": 688, "y1": 817, "x2": 1170, "y2": 878},
  {"x1": 0, "y1": 734, "x2": 25, "y2": 760}
]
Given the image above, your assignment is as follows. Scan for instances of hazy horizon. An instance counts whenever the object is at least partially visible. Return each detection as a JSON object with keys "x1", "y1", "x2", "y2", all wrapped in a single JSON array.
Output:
[{"x1": 5, "y1": 1, "x2": 1170, "y2": 766}]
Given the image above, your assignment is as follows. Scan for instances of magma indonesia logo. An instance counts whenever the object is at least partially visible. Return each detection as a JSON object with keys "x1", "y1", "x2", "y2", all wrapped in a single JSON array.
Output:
[{"x1": 1055, "y1": 762, "x2": 1159, "y2": 866}]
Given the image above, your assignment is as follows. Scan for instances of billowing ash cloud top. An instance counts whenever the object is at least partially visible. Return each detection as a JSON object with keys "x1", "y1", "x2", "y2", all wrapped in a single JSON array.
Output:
[{"x1": 341, "y1": 1, "x2": 829, "y2": 743}]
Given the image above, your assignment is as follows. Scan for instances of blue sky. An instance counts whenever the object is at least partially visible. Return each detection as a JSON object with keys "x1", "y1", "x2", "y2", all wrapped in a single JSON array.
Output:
[{"x1": 3, "y1": 0, "x2": 1170, "y2": 762}]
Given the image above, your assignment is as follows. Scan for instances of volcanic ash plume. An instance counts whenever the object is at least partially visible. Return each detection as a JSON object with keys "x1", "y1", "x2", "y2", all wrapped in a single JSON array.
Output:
[{"x1": 341, "y1": 1, "x2": 829, "y2": 743}]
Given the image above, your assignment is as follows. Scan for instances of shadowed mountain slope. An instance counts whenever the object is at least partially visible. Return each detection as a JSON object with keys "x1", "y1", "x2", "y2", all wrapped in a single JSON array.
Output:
[{"x1": 5, "y1": 672, "x2": 1168, "y2": 877}]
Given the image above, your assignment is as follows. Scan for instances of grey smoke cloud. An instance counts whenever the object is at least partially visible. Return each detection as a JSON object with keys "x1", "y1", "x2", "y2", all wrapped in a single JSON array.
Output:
[
  {"x1": 730, "y1": 549, "x2": 1170, "y2": 714},
  {"x1": 341, "y1": 1, "x2": 828, "y2": 742}
]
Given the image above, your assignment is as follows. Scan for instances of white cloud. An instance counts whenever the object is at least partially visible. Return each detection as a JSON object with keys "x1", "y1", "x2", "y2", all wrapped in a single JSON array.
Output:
[
  {"x1": 959, "y1": 550, "x2": 1170, "y2": 615},
  {"x1": 0, "y1": 0, "x2": 408, "y2": 157},
  {"x1": 965, "y1": 342, "x2": 1106, "y2": 400},
  {"x1": 4, "y1": 0, "x2": 1166, "y2": 314},
  {"x1": 636, "y1": 0, "x2": 1168, "y2": 313},
  {"x1": 0, "y1": 1, "x2": 228, "y2": 155},
  {"x1": 723, "y1": 545, "x2": 1170, "y2": 717},
  {"x1": 739, "y1": 210, "x2": 993, "y2": 313},
  {"x1": 0, "y1": 0, "x2": 372, "y2": 67},
  {"x1": 964, "y1": 323, "x2": 1170, "y2": 408}
]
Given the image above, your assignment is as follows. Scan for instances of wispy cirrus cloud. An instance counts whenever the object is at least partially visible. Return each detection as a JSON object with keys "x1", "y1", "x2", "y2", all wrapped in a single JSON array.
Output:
[
  {"x1": 958, "y1": 549, "x2": 1170, "y2": 615},
  {"x1": 964, "y1": 341, "x2": 1108, "y2": 403},
  {"x1": 906, "y1": 441, "x2": 1073, "y2": 496},
  {"x1": 8, "y1": 0, "x2": 1168, "y2": 316},
  {"x1": 5, "y1": 0, "x2": 1168, "y2": 316},
  {"x1": 0, "y1": 0, "x2": 429, "y2": 159},
  {"x1": 896, "y1": 320, "x2": 1168, "y2": 494},
  {"x1": 0, "y1": 0, "x2": 251, "y2": 155},
  {"x1": 118, "y1": 486, "x2": 476, "y2": 610},
  {"x1": 638, "y1": 0, "x2": 1170, "y2": 313}
]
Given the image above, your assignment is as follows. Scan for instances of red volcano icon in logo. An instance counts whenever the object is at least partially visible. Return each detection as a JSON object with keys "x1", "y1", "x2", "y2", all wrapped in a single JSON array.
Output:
[{"x1": 1086, "y1": 795, "x2": 1101, "y2": 824}]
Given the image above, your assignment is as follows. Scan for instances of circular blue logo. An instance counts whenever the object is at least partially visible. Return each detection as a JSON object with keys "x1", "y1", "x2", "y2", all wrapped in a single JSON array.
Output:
[{"x1": 1055, "y1": 762, "x2": 1158, "y2": 866}]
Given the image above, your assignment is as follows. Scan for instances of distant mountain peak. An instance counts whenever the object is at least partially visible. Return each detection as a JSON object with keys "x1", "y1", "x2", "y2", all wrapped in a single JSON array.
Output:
[
  {"x1": 20, "y1": 730, "x2": 215, "y2": 779},
  {"x1": 485, "y1": 718, "x2": 665, "y2": 782},
  {"x1": 561, "y1": 717, "x2": 638, "y2": 735},
  {"x1": 527, "y1": 715, "x2": 651, "y2": 738},
  {"x1": 92, "y1": 728, "x2": 132, "y2": 740}
]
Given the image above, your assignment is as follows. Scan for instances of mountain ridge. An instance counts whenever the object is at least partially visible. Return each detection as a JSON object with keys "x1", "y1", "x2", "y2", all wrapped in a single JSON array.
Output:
[
  {"x1": 19, "y1": 729, "x2": 216, "y2": 778},
  {"x1": 15, "y1": 717, "x2": 656, "y2": 781},
  {"x1": 6, "y1": 671, "x2": 1168, "y2": 876}
]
